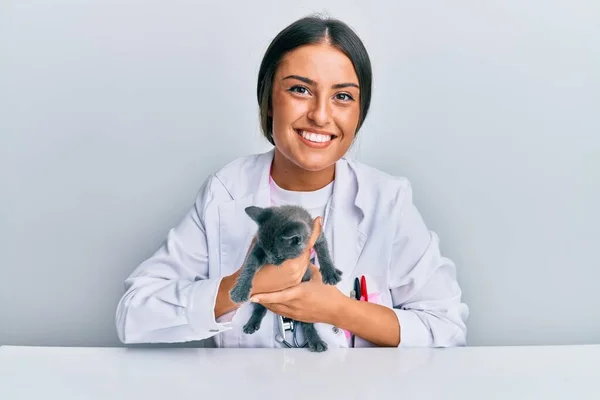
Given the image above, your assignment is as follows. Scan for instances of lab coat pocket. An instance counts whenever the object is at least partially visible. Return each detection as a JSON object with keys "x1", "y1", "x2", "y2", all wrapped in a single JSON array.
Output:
[
  {"x1": 314, "y1": 322, "x2": 351, "y2": 348},
  {"x1": 351, "y1": 274, "x2": 388, "y2": 348}
]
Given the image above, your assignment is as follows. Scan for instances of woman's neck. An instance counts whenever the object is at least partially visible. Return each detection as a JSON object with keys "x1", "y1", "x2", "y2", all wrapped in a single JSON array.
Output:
[{"x1": 270, "y1": 149, "x2": 335, "y2": 192}]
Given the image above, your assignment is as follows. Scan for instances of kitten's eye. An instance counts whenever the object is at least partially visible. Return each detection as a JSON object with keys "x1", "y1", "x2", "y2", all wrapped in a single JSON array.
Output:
[{"x1": 284, "y1": 236, "x2": 301, "y2": 246}]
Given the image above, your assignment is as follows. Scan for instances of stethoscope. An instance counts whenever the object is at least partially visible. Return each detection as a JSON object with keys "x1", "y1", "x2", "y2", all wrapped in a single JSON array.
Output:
[{"x1": 275, "y1": 315, "x2": 308, "y2": 348}]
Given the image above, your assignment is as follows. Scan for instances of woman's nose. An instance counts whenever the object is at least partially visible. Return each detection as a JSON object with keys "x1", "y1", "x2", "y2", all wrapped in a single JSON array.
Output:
[{"x1": 307, "y1": 98, "x2": 331, "y2": 126}]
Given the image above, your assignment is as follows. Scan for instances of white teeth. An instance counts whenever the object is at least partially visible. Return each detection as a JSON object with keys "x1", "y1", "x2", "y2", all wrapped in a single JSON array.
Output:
[{"x1": 300, "y1": 130, "x2": 332, "y2": 143}]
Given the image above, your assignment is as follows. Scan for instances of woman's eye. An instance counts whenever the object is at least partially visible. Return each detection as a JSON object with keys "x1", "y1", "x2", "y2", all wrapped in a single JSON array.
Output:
[
  {"x1": 336, "y1": 93, "x2": 354, "y2": 101},
  {"x1": 289, "y1": 85, "x2": 309, "y2": 95}
]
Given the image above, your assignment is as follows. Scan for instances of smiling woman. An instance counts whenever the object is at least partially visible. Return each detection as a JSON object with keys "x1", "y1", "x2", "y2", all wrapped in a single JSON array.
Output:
[
  {"x1": 115, "y1": 14, "x2": 469, "y2": 351},
  {"x1": 257, "y1": 17, "x2": 372, "y2": 190}
]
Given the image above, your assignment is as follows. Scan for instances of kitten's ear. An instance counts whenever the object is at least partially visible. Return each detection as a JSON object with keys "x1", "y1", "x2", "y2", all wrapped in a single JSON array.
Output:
[{"x1": 245, "y1": 206, "x2": 270, "y2": 224}]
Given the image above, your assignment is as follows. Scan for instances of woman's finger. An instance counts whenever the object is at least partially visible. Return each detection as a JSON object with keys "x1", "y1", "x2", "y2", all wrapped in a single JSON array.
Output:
[
  {"x1": 307, "y1": 217, "x2": 322, "y2": 248},
  {"x1": 265, "y1": 304, "x2": 293, "y2": 318},
  {"x1": 307, "y1": 263, "x2": 321, "y2": 280},
  {"x1": 250, "y1": 284, "x2": 302, "y2": 304}
]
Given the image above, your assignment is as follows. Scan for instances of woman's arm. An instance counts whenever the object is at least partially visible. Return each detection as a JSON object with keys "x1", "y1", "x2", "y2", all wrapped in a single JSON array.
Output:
[
  {"x1": 116, "y1": 175, "x2": 234, "y2": 344},
  {"x1": 215, "y1": 271, "x2": 243, "y2": 319},
  {"x1": 385, "y1": 180, "x2": 469, "y2": 347},
  {"x1": 251, "y1": 180, "x2": 468, "y2": 348},
  {"x1": 331, "y1": 296, "x2": 400, "y2": 347}
]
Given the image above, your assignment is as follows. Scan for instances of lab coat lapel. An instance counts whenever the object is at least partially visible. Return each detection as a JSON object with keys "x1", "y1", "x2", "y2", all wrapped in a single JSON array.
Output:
[
  {"x1": 217, "y1": 150, "x2": 273, "y2": 275},
  {"x1": 325, "y1": 158, "x2": 367, "y2": 281}
]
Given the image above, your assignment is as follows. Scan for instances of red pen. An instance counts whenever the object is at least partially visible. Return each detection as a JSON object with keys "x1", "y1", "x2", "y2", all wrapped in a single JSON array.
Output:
[{"x1": 360, "y1": 275, "x2": 368, "y2": 302}]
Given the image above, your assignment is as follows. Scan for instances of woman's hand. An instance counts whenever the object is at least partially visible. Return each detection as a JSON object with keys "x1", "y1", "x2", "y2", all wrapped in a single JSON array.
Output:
[
  {"x1": 248, "y1": 264, "x2": 401, "y2": 347},
  {"x1": 248, "y1": 216, "x2": 323, "y2": 296},
  {"x1": 248, "y1": 264, "x2": 348, "y2": 326}
]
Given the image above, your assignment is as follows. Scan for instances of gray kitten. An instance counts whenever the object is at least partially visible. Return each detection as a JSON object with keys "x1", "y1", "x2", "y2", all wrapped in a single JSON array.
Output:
[{"x1": 229, "y1": 204, "x2": 342, "y2": 352}]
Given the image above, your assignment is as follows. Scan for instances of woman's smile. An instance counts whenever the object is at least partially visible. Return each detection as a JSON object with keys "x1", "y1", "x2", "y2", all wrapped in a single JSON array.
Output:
[{"x1": 295, "y1": 128, "x2": 337, "y2": 149}]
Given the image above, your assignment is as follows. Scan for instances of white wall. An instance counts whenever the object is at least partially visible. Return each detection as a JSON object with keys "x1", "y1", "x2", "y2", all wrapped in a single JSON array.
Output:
[{"x1": 1, "y1": 0, "x2": 598, "y2": 347}]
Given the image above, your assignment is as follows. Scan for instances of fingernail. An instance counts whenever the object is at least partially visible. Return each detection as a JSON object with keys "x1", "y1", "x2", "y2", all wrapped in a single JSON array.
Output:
[{"x1": 250, "y1": 297, "x2": 258, "y2": 303}]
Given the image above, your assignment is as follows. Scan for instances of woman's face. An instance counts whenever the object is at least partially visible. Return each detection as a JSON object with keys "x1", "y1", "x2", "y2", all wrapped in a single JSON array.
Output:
[{"x1": 270, "y1": 43, "x2": 361, "y2": 172}]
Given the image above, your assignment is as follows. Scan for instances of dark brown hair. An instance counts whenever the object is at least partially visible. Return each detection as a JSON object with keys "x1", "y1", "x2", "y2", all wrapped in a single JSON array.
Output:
[{"x1": 256, "y1": 15, "x2": 373, "y2": 145}]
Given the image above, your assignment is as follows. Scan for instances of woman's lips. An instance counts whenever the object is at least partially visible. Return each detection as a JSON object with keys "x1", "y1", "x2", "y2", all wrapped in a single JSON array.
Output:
[{"x1": 295, "y1": 129, "x2": 335, "y2": 149}]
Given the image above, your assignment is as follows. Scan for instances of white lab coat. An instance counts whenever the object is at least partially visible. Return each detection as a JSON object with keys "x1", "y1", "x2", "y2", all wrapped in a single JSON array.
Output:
[{"x1": 115, "y1": 149, "x2": 469, "y2": 348}]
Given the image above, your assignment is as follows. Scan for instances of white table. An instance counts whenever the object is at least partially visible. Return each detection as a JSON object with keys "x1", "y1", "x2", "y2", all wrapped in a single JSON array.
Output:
[{"x1": 1, "y1": 344, "x2": 599, "y2": 399}]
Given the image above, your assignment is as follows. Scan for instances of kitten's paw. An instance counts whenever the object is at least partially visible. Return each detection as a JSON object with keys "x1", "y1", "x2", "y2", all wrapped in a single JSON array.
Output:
[
  {"x1": 230, "y1": 285, "x2": 250, "y2": 303},
  {"x1": 243, "y1": 319, "x2": 261, "y2": 334},
  {"x1": 321, "y1": 267, "x2": 342, "y2": 285},
  {"x1": 307, "y1": 338, "x2": 328, "y2": 352}
]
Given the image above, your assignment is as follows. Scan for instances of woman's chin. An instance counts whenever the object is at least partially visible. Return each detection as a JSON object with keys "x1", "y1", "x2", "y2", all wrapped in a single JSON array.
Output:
[
  {"x1": 293, "y1": 152, "x2": 336, "y2": 172},
  {"x1": 274, "y1": 141, "x2": 341, "y2": 173}
]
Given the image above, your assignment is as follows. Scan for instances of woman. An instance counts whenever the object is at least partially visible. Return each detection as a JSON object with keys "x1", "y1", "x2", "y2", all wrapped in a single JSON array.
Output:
[{"x1": 115, "y1": 15, "x2": 469, "y2": 349}]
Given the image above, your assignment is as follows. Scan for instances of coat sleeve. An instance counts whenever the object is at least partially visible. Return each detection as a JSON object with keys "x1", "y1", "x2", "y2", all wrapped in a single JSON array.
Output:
[
  {"x1": 115, "y1": 174, "x2": 233, "y2": 344},
  {"x1": 388, "y1": 180, "x2": 469, "y2": 347}
]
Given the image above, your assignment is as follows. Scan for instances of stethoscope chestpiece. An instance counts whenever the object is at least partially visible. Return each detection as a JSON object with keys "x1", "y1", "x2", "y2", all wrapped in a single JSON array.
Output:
[{"x1": 276, "y1": 315, "x2": 307, "y2": 348}]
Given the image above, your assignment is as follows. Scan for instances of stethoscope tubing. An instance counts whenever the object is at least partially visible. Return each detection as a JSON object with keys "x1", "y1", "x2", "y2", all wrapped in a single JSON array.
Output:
[{"x1": 276, "y1": 315, "x2": 307, "y2": 348}]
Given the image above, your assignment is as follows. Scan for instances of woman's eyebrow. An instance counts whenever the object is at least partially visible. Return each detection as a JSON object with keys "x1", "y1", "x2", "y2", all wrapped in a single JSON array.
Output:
[
  {"x1": 332, "y1": 82, "x2": 359, "y2": 89},
  {"x1": 283, "y1": 75, "x2": 359, "y2": 89}
]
